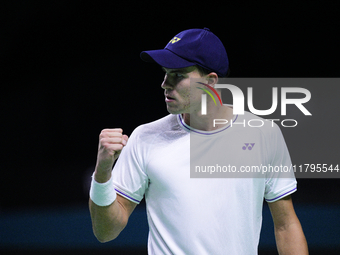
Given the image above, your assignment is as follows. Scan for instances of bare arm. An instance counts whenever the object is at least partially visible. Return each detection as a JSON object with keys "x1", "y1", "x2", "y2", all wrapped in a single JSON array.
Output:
[
  {"x1": 268, "y1": 195, "x2": 308, "y2": 255},
  {"x1": 89, "y1": 128, "x2": 137, "y2": 242},
  {"x1": 89, "y1": 193, "x2": 137, "y2": 242}
]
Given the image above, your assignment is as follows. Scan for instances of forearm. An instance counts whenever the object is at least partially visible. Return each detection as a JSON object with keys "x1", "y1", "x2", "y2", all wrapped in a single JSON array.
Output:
[
  {"x1": 89, "y1": 170, "x2": 128, "y2": 243},
  {"x1": 89, "y1": 197, "x2": 128, "y2": 242},
  {"x1": 275, "y1": 221, "x2": 308, "y2": 255}
]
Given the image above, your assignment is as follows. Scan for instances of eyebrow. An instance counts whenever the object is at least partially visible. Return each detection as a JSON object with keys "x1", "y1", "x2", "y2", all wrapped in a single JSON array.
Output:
[{"x1": 162, "y1": 67, "x2": 187, "y2": 74}]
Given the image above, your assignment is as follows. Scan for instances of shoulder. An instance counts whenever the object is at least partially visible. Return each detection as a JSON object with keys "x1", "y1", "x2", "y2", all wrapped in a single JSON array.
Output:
[
  {"x1": 134, "y1": 114, "x2": 179, "y2": 133},
  {"x1": 129, "y1": 114, "x2": 184, "y2": 143}
]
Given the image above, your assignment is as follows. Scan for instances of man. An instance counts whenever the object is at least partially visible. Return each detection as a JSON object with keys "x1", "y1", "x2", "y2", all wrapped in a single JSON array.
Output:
[{"x1": 89, "y1": 28, "x2": 308, "y2": 254}]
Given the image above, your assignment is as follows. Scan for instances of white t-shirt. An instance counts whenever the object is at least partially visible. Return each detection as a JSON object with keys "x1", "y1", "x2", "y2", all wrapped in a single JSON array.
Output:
[{"x1": 112, "y1": 112, "x2": 297, "y2": 255}]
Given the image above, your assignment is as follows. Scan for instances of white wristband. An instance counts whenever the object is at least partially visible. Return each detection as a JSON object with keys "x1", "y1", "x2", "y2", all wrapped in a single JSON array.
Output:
[{"x1": 89, "y1": 173, "x2": 117, "y2": 206}]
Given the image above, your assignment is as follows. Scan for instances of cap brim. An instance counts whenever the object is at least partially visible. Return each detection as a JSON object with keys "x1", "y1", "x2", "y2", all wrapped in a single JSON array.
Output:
[{"x1": 140, "y1": 49, "x2": 195, "y2": 69}]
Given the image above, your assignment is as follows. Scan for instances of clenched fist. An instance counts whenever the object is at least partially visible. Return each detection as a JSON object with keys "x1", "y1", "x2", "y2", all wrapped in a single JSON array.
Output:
[{"x1": 94, "y1": 128, "x2": 128, "y2": 183}]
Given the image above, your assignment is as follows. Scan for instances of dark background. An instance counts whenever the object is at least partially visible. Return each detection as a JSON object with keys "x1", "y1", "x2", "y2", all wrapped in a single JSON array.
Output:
[{"x1": 1, "y1": 1, "x2": 339, "y2": 254}]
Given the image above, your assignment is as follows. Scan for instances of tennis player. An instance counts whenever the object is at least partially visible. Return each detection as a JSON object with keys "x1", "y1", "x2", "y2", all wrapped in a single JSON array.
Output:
[{"x1": 89, "y1": 28, "x2": 308, "y2": 254}]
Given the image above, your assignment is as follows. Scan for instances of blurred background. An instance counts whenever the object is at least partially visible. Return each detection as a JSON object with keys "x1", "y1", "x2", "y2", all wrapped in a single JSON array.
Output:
[{"x1": 1, "y1": 1, "x2": 339, "y2": 254}]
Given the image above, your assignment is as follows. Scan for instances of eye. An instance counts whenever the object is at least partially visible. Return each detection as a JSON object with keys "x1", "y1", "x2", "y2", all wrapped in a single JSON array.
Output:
[{"x1": 175, "y1": 73, "x2": 184, "y2": 78}]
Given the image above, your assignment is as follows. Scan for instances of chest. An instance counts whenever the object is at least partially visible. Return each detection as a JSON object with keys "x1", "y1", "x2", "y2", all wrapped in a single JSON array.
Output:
[{"x1": 145, "y1": 130, "x2": 268, "y2": 193}]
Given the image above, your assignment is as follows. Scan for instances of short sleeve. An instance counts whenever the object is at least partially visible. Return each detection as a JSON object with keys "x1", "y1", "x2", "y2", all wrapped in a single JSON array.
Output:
[
  {"x1": 111, "y1": 126, "x2": 149, "y2": 204},
  {"x1": 264, "y1": 124, "x2": 297, "y2": 203}
]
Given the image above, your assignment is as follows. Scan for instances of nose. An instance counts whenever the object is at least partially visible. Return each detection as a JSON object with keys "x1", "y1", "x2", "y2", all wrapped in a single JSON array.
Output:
[{"x1": 161, "y1": 74, "x2": 174, "y2": 90}]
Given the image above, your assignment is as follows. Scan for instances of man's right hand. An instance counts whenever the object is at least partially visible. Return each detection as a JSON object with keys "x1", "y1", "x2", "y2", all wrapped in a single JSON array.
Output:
[
  {"x1": 89, "y1": 129, "x2": 136, "y2": 243},
  {"x1": 94, "y1": 128, "x2": 128, "y2": 183}
]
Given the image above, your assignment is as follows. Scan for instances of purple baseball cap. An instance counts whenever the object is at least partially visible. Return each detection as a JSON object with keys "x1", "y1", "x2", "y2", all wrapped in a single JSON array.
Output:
[{"x1": 140, "y1": 28, "x2": 229, "y2": 77}]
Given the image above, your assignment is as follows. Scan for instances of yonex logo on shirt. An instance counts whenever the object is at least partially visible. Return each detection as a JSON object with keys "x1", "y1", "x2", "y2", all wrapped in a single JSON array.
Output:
[{"x1": 242, "y1": 143, "x2": 255, "y2": 150}]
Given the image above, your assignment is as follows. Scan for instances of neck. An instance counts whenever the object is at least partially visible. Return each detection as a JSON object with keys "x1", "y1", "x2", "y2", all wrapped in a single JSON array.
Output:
[{"x1": 182, "y1": 104, "x2": 234, "y2": 131}]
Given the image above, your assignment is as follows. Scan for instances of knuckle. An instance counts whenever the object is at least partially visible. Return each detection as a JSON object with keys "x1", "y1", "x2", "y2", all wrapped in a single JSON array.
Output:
[
  {"x1": 99, "y1": 137, "x2": 107, "y2": 144},
  {"x1": 100, "y1": 138, "x2": 123, "y2": 149},
  {"x1": 99, "y1": 129, "x2": 108, "y2": 138},
  {"x1": 114, "y1": 143, "x2": 123, "y2": 149},
  {"x1": 99, "y1": 128, "x2": 123, "y2": 139}
]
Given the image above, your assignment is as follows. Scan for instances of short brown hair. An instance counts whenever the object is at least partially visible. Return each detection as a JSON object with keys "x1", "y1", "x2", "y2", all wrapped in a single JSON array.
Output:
[{"x1": 195, "y1": 65, "x2": 230, "y2": 77}]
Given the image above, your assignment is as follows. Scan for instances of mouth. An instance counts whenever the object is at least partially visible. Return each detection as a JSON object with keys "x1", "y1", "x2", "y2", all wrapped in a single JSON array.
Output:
[{"x1": 165, "y1": 94, "x2": 176, "y2": 102}]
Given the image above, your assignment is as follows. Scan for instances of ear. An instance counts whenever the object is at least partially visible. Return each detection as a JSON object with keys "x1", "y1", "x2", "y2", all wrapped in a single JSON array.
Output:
[{"x1": 206, "y1": 72, "x2": 218, "y2": 87}]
